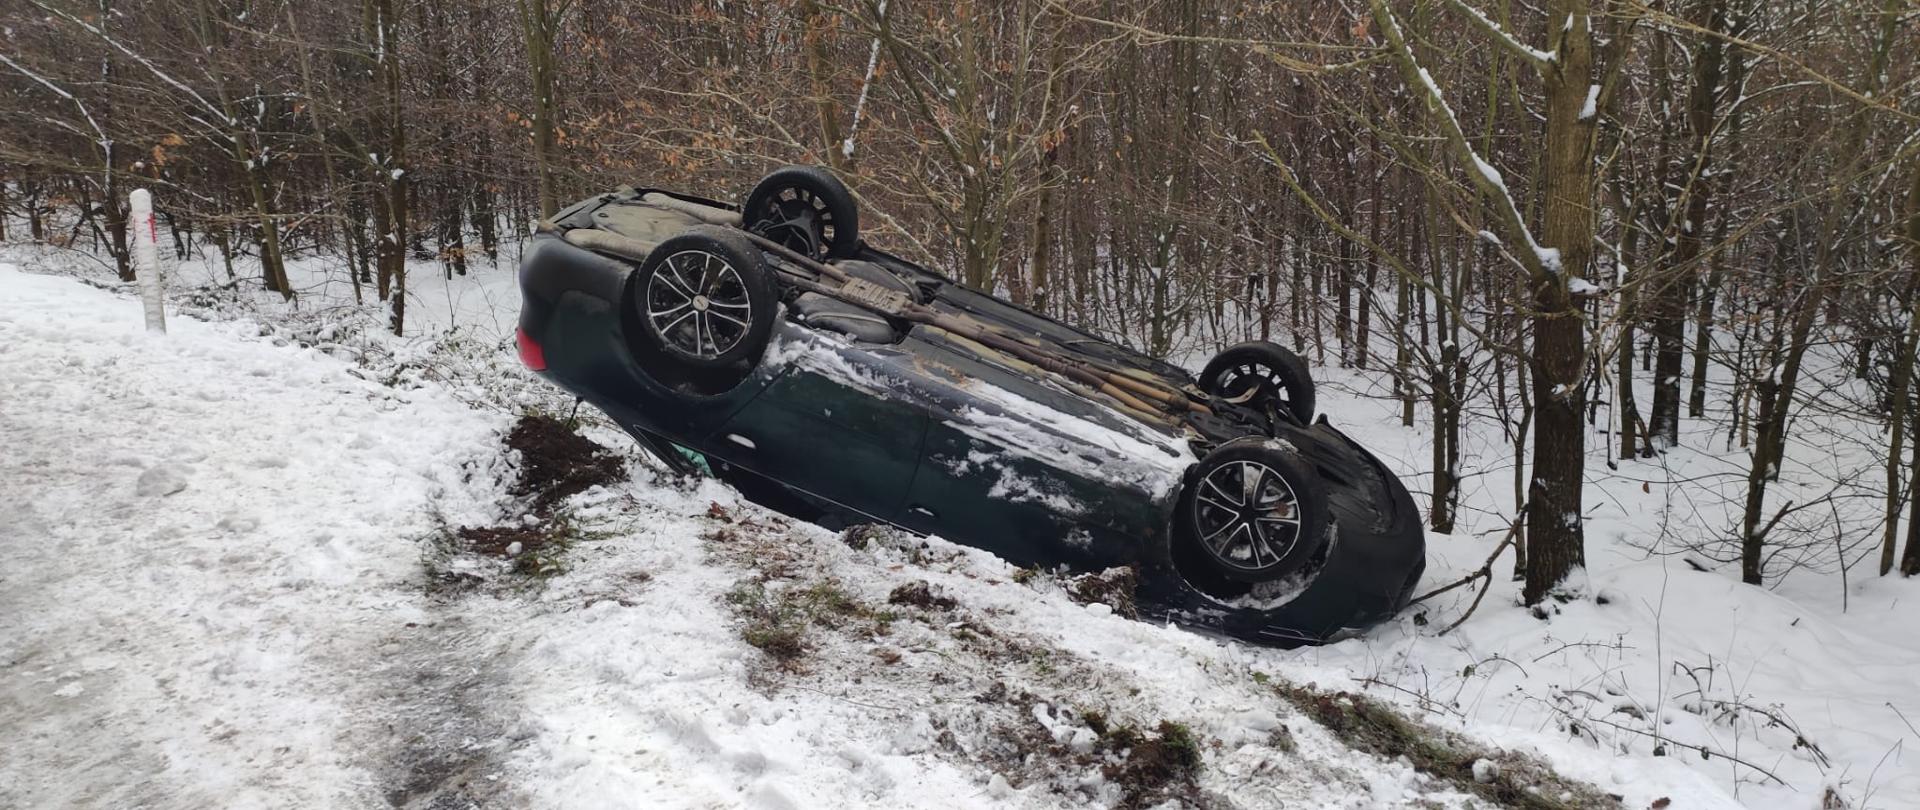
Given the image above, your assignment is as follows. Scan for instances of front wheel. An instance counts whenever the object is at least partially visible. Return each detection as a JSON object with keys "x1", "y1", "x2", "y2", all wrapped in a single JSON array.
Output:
[
  {"x1": 1174, "y1": 437, "x2": 1330, "y2": 586},
  {"x1": 741, "y1": 165, "x2": 861, "y2": 261},
  {"x1": 632, "y1": 225, "x2": 779, "y2": 370},
  {"x1": 1200, "y1": 341, "x2": 1315, "y2": 424}
]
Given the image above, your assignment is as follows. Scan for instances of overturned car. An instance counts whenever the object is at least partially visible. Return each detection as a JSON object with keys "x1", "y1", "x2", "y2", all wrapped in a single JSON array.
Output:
[{"x1": 515, "y1": 166, "x2": 1425, "y2": 645}]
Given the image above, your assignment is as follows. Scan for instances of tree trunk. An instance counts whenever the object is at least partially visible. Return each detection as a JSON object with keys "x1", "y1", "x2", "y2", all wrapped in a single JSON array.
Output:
[
  {"x1": 1522, "y1": 0, "x2": 1599, "y2": 604},
  {"x1": 518, "y1": 0, "x2": 565, "y2": 220},
  {"x1": 1896, "y1": 164, "x2": 1920, "y2": 576},
  {"x1": 798, "y1": 0, "x2": 847, "y2": 169},
  {"x1": 240, "y1": 145, "x2": 291, "y2": 299},
  {"x1": 1740, "y1": 0, "x2": 1899, "y2": 585}
]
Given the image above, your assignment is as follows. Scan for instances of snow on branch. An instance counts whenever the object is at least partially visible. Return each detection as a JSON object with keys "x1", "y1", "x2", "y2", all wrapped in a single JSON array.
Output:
[
  {"x1": 1441, "y1": 0, "x2": 1556, "y2": 71},
  {"x1": 29, "y1": 0, "x2": 235, "y2": 132},
  {"x1": 842, "y1": 0, "x2": 890, "y2": 159},
  {"x1": 1370, "y1": 0, "x2": 1558, "y2": 278},
  {"x1": 0, "y1": 52, "x2": 110, "y2": 154}
]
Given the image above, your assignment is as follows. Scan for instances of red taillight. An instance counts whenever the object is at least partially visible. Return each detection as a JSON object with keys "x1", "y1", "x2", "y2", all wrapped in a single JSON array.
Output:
[{"x1": 515, "y1": 327, "x2": 547, "y2": 371}]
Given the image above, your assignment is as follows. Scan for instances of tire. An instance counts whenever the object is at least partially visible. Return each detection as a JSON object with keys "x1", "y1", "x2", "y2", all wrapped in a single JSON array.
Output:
[
  {"x1": 741, "y1": 165, "x2": 860, "y2": 261},
  {"x1": 631, "y1": 225, "x2": 778, "y2": 370},
  {"x1": 1200, "y1": 341, "x2": 1315, "y2": 423},
  {"x1": 1174, "y1": 437, "x2": 1330, "y2": 585}
]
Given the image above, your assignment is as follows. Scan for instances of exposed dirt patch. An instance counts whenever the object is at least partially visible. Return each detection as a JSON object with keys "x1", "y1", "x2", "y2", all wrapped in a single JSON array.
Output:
[
  {"x1": 460, "y1": 524, "x2": 551, "y2": 557},
  {"x1": 1101, "y1": 720, "x2": 1204, "y2": 808},
  {"x1": 1277, "y1": 683, "x2": 1620, "y2": 809},
  {"x1": 457, "y1": 519, "x2": 578, "y2": 577},
  {"x1": 505, "y1": 413, "x2": 625, "y2": 514},
  {"x1": 430, "y1": 416, "x2": 625, "y2": 584}
]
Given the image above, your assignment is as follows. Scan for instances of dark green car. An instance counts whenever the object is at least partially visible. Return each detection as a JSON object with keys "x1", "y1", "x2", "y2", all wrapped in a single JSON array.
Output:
[{"x1": 516, "y1": 166, "x2": 1425, "y2": 645}]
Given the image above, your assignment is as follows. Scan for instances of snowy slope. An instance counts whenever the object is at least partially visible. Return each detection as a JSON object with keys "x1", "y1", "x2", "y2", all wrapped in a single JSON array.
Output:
[
  {"x1": 5, "y1": 249, "x2": 1892, "y2": 808},
  {"x1": 0, "y1": 261, "x2": 1577, "y2": 808},
  {"x1": 0, "y1": 264, "x2": 509, "y2": 807},
  {"x1": 1298, "y1": 367, "x2": 1920, "y2": 810}
]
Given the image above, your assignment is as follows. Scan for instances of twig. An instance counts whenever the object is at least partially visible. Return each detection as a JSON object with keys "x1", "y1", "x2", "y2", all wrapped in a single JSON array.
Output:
[
  {"x1": 1410, "y1": 502, "x2": 1527, "y2": 635},
  {"x1": 1531, "y1": 639, "x2": 1630, "y2": 664},
  {"x1": 1887, "y1": 702, "x2": 1920, "y2": 741},
  {"x1": 1357, "y1": 676, "x2": 1466, "y2": 719},
  {"x1": 1542, "y1": 703, "x2": 1790, "y2": 786}
]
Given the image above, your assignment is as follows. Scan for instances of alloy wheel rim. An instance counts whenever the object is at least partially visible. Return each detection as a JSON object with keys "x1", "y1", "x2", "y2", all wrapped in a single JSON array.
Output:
[
  {"x1": 748, "y1": 186, "x2": 838, "y2": 259},
  {"x1": 1214, "y1": 362, "x2": 1290, "y2": 405},
  {"x1": 647, "y1": 249, "x2": 753, "y2": 360},
  {"x1": 1192, "y1": 459, "x2": 1303, "y2": 572}
]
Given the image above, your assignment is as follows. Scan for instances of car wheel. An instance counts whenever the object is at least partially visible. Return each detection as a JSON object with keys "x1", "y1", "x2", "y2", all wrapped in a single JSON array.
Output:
[
  {"x1": 1200, "y1": 341, "x2": 1315, "y2": 423},
  {"x1": 1175, "y1": 437, "x2": 1330, "y2": 586},
  {"x1": 742, "y1": 165, "x2": 860, "y2": 261},
  {"x1": 632, "y1": 225, "x2": 778, "y2": 370}
]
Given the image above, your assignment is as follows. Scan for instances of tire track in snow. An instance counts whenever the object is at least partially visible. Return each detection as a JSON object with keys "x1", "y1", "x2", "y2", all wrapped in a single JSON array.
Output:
[
  {"x1": 362, "y1": 606, "x2": 527, "y2": 809},
  {"x1": 0, "y1": 266, "x2": 512, "y2": 808}
]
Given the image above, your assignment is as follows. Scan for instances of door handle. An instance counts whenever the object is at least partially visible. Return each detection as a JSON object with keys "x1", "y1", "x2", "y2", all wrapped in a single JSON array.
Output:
[
  {"x1": 907, "y1": 505, "x2": 936, "y2": 518},
  {"x1": 725, "y1": 433, "x2": 757, "y2": 450}
]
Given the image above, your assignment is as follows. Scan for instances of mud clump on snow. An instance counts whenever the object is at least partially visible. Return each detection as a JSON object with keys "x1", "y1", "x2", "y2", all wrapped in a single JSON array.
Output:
[
  {"x1": 505, "y1": 413, "x2": 625, "y2": 513},
  {"x1": 1066, "y1": 567, "x2": 1138, "y2": 619},
  {"x1": 435, "y1": 415, "x2": 620, "y2": 581},
  {"x1": 455, "y1": 516, "x2": 580, "y2": 577},
  {"x1": 888, "y1": 581, "x2": 958, "y2": 611},
  {"x1": 460, "y1": 524, "x2": 551, "y2": 557}
]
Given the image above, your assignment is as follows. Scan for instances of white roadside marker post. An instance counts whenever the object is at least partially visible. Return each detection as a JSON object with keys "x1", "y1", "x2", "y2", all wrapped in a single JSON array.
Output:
[{"x1": 129, "y1": 188, "x2": 166, "y2": 334}]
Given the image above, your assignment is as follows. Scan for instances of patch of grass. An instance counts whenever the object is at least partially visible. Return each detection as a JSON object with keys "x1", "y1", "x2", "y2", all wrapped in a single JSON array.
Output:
[
  {"x1": 1274, "y1": 683, "x2": 1617, "y2": 809},
  {"x1": 1087, "y1": 719, "x2": 1203, "y2": 808},
  {"x1": 725, "y1": 578, "x2": 883, "y2": 666},
  {"x1": 1078, "y1": 707, "x2": 1110, "y2": 737},
  {"x1": 726, "y1": 581, "x2": 809, "y2": 664},
  {"x1": 963, "y1": 693, "x2": 1204, "y2": 809}
]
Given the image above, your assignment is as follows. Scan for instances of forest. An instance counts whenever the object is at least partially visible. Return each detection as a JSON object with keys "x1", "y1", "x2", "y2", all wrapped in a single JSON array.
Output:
[{"x1": 4, "y1": 0, "x2": 1919, "y2": 615}]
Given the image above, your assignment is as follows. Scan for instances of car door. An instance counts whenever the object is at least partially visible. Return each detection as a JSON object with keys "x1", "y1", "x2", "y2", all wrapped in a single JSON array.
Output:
[
  {"x1": 708, "y1": 331, "x2": 927, "y2": 522},
  {"x1": 892, "y1": 339, "x2": 1166, "y2": 570}
]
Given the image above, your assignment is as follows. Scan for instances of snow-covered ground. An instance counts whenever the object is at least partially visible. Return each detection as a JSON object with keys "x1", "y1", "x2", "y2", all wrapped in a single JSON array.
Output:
[
  {"x1": 1300, "y1": 365, "x2": 1920, "y2": 809},
  {"x1": 2, "y1": 243, "x2": 1914, "y2": 808}
]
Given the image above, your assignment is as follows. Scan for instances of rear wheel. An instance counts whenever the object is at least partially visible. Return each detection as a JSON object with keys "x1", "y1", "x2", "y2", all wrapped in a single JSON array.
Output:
[
  {"x1": 633, "y1": 225, "x2": 778, "y2": 370},
  {"x1": 1200, "y1": 341, "x2": 1315, "y2": 424},
  {"x1": 742, "y1": 165, "x2": 860, "y2": 261},
  {"x1": 1175, "y1": 438, "x2": 1330, "y2": 587}
]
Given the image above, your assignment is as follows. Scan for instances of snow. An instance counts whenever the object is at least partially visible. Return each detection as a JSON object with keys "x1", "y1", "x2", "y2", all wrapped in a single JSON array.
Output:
[
  {"x1": 1579, "y1": 84, "x2": 1601, "y2": 120},
  {"x1": 764, "y1": 327, "x2": 1192, "y2": 500},
  {"x1": 947, "y1": 391, "x2": 1189, "y2": 501},
  {"x1": 0, "y1": 264, "x2": 506, "y2": 807},
  {"x1": 1408, "y1": 58, "x2": 1557, "y2": 275},
  {"x1": 1301, "y1": 364, "x2": 1920, "y2": 810},
  {"x1": 1449, "y1": 0, "x2": 1557, "y2": 65},
  {"x1": 4, "y1": 243, "x2": 1916, "y2": 809}
]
